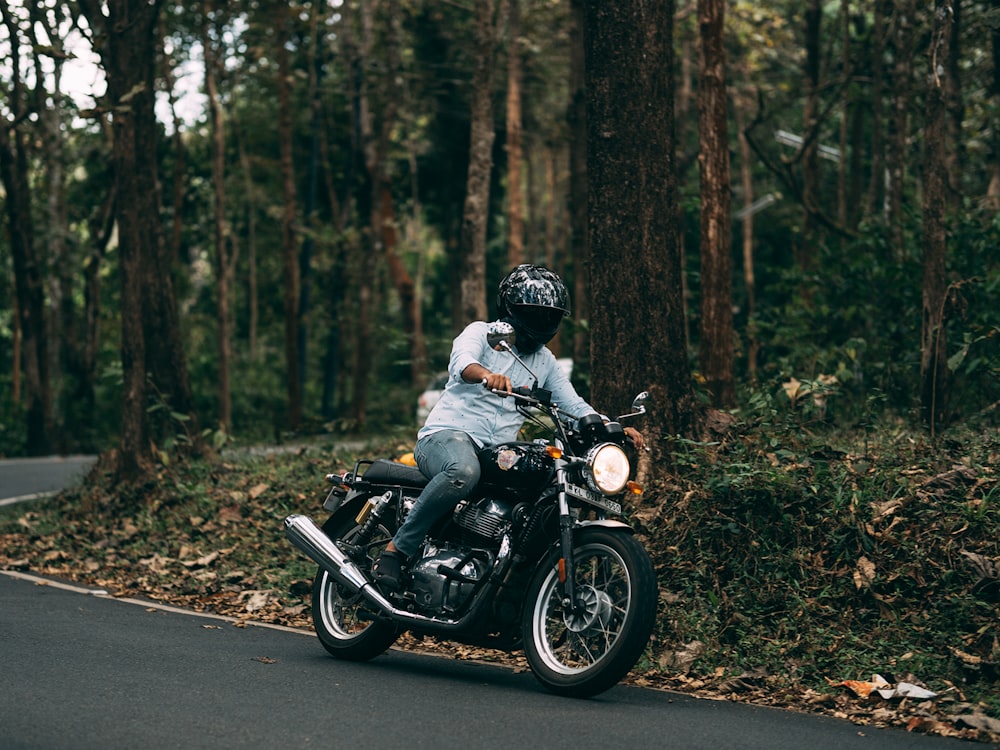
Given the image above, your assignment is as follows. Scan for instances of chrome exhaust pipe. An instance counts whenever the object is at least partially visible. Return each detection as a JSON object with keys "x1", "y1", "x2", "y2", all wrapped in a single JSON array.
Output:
[
  {"x1": 283, "y1": 514, "x2": 394, "y2": 613},
  {"x1": 285, "y1": 513, "x2": 496, "y2": 631}
]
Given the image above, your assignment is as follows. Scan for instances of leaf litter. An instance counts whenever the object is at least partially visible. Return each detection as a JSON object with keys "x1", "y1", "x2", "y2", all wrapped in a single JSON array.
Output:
[{"x1": 0, "y1": 434, "x2": 997, "y2": 744}]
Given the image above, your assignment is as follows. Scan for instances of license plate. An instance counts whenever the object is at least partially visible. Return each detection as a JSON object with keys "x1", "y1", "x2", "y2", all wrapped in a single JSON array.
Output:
[{"x1": 564, "y1": 483, "x2": 622, "y2": 515}]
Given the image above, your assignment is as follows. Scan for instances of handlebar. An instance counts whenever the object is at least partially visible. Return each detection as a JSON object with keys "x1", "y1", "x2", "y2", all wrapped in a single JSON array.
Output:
[
  {"x1": 482, "y1": 380, "x2": 645, "y2": 451},
  {"x1": 484, "y1": 381, "x2": 569, "y2": 421}
]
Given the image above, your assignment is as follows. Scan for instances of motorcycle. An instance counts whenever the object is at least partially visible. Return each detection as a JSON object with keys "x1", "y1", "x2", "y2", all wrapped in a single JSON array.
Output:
[{"x1": 284, "y1": 324, "x2": 658, "y2": 697}]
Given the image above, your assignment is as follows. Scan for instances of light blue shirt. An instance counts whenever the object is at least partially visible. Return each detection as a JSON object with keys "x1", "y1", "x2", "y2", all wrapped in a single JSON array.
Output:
[{"x1": 418, "y1": 321, "x2": 597, "y2": 447}]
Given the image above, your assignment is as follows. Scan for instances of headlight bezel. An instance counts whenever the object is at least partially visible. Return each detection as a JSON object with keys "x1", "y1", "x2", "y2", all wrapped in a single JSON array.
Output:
[{"x1": 583, "y1": 442, "x2": 631, "y2": 496}]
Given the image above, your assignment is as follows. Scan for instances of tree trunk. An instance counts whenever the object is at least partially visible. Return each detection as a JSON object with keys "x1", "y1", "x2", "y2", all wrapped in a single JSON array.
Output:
[
  {"x1": 162, "y1": 51, "x2": 186, "y2": 267},
  {"x1": 888, "y1": 0, "x2": 916, "y2": 260},
  {"x1": 203, "y1": 2, "x2": 233, "y2": 433},
  {"x1": 460, "y1": 0, "x2": 498, "y2": 324},
  {"x1": 800, "y1": 0, "x2": 821, "y2": 269},
  {"x1": 80, "y1": 127, "x2": 116, "y2": 450},
  {"x1": 847, "y1": 11, "x2": 866, "y2": 231},
  {"x1": 945, "y1": 0, "x2": 963, "y2": 202},
  {"x1": 568, "y1": 0, "x2": 590, "y2": 380},
  {"x1": 505, "y1": 0, "x2": 524, "y2": 267},
  {"x1": 697, "y1": 0, "x2": 735, "y2": 408},
  {"x1": 866, "y1": 0, "x2": 889, "y2": 221},
  {"x1": 735, "y1": 60, "x2": 758, "y2": 384},
  {"x1": 0, "y1": 0, "x2": 51, "y2": 455},
  {"x1": 234, "y1": 117, "x2": 259, "y2": 358},
  {"x1": 298, "y1": 7, "x2": 323, "y2": 410},
  {"x1": 920, "y1": 0, "x2": 953, "y2": 433},
  {"x1": 584, "y1": 0, "x2": 698, "y2": 465},
  {"x1": 81, "y1": 0, "x2": 202, "y2": 476},
  {"x1": 837, "y1": 0, "x2": 850, "y2": 230},
  {"x1": 275, "y1": 5, "x2": 302, "y2": 430},
  {"x1": 990, "y1": 0, "x2": 1000, "y2": 209}
]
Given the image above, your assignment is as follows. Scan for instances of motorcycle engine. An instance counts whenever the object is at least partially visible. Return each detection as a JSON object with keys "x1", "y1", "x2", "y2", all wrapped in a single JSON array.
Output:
[
  {"x1": 409, "y1": 542, "x2": 489, "y2": 615},
  {"x1": 452, "y1": 496, "x2": 516, "y2": 548}
]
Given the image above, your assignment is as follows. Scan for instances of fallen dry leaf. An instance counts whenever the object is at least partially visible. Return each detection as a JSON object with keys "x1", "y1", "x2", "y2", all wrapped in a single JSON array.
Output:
[
  {"x1": 248, "y1": 483, "x2": 270, "y2": 500},
  {"x1": 853, "y1": 556, "x2": 876, "y2": 589}
]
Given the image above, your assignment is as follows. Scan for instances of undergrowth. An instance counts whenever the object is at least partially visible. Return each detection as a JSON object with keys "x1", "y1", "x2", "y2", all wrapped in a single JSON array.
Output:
[
  {"x1": 0, "y1": 420, "x2": 997, "y2": 741},
  {"x1": 635, "y1": 413, "x2": 999, "y2": 733}
]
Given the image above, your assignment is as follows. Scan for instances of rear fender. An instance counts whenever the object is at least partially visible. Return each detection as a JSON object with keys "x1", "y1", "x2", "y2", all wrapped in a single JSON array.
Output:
[{"x1": 323, "y1": 486, "x2": 364, "y2": 513}]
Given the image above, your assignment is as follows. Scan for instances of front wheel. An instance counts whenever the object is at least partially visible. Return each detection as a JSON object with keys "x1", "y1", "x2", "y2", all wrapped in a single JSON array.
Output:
[
  {"x1": 522, "y1": 527, "x2": 657, "y2": 698},
  {"x1": 311, "y1": 511, "x2": 399, "y2": 661}
]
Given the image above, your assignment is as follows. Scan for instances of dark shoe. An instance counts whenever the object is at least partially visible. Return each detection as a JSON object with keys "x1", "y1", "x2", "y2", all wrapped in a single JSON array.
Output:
[{"x1": 372, "y1": 549, "x2": 406, "y2": 591}]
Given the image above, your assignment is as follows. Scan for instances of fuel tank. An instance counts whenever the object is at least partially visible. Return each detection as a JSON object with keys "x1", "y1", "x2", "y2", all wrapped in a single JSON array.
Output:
[{"x1": 477, "y1": 441, "x2": 554, "y2": 496}]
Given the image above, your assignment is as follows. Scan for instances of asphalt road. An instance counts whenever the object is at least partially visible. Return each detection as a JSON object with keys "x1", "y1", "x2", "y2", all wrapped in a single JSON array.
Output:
[
  {"x1": 0, "y1": 455, "x2": 97, "y2": 505},
  {"x1": 0, "y1": 572, "x2": 963, "y2": 750}
]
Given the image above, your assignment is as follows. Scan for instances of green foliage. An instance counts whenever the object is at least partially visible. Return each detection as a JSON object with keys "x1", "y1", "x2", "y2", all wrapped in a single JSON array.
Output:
[
  {"x1": 725, "y1": 206, "x2": 1000, "y2": 428},
  {"x1": 641, "y1": 412, "x2": 999, "y2": 721},
  {"x1": 3, "y1": 0, "x2": 1000, "y2": 465}
]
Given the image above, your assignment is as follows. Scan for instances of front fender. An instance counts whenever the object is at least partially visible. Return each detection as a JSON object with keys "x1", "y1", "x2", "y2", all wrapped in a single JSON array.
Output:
[{"x1": 574, "y1": 519, "x2": 634, "y2": 534}]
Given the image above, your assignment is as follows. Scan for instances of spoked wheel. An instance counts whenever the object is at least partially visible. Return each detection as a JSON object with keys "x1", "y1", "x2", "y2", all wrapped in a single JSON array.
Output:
[
  {"x1": 310, "y1": 513, "x2": 399, "y2": 661},
  {"x1": 523, "y1": 527, "x2": 657, "y2": 697}
]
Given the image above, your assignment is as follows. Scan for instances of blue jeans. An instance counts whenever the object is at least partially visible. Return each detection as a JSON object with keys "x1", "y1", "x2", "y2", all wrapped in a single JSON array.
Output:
[{"x1": 391, "y1": 429, "x2": 481, "y2": 558}]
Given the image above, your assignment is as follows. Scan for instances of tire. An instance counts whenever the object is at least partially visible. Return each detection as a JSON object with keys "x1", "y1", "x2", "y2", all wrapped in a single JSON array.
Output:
[
  {"x1": 522, "y1": 527, "x2": 657, "y2": 698},
  {"x1": 310, "y1": 511, "x2": 400, "y2": 661}
]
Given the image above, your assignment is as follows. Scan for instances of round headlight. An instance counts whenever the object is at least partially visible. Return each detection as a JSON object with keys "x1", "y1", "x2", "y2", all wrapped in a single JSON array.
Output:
[{"x1": 585, "y1": 443, "x2": 630, "y2": 495}]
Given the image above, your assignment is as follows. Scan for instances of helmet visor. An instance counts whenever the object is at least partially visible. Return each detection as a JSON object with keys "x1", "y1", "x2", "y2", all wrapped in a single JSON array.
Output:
[{"x1": 510, "y1": 305, "x2": 564, "y2": 344}]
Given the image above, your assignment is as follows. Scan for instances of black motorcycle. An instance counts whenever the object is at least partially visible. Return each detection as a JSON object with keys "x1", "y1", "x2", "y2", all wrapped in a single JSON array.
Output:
[{"x1": 284, "y1": 327, "x2": 657, "y2": 697}]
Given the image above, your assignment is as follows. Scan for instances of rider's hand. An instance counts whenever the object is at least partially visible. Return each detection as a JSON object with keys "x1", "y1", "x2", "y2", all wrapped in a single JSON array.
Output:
[
  {"x1": 461, "y1": 363, "x2": 511, "y2": 394},
  {"x1": 482, "y1": 372, "x2": 512, "y2": 394},
  {"x1": 624, "y1": 426, "x2": 645, "y2": 451}
]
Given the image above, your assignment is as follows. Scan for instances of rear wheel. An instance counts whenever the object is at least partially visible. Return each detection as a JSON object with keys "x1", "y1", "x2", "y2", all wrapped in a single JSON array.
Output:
[
  {"x1": 311, "y1": 511, "x2": 399, "y2": 661},
  {"x1": 522, "y1": 527, "x2": 657, "y2": 697}
]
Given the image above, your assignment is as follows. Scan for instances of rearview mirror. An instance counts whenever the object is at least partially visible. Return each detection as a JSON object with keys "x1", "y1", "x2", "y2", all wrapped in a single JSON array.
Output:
[
  {"x1": 487, "y1": 321, "x2": 516, "y2": 351},
  {"x1": 618, "y1": 391, "x2": 650, "y2": 421},
  {"x1": 631, "y1": 391, "x2": 650, "y2": 414}
]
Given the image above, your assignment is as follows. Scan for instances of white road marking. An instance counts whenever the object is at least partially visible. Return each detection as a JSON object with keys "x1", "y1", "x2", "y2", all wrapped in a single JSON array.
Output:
[
  {"x1": 0, "y1": 569, "x2": 313, "y2": 636},
  {"x1": 0, "y1": 492, "x2": 57, "y2": 508}
]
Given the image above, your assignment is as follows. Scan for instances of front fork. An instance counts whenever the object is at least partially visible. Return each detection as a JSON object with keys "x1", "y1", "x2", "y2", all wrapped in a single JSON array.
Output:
[{"x1": 554, "y1": 462, "x2": 580, "y2": 612}]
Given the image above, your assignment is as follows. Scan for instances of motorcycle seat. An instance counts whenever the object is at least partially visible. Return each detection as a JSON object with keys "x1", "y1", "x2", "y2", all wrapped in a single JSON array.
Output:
[{"x1": 362, "y1": 459, "x2": 429, "y2": 488}]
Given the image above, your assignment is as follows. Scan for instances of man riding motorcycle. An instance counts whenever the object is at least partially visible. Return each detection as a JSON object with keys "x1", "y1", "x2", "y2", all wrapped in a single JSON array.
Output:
[{"x1": 373, "y1": 264, "x2": 642, "y2": 590}]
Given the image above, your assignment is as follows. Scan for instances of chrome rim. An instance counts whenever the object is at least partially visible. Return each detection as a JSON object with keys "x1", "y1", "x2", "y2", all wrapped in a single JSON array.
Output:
[
  {"x1": 316, "y1": 570, "x2": 371, "y2": 640},
  {"x1": 530, "y1": 542, "x2": 632, "y2": 674}
]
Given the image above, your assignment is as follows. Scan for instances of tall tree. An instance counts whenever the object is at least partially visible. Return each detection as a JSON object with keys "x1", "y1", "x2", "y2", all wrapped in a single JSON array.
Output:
[
  {"x1": 990, "y1": 0, "x2": 1000, "y2": 209},
  {"x1": 568, "y1": 0, "x2": 590, "y2": 375},
  {"x1": 800, "y1": 0, "x2": 822, "y2": 264},
  {"x1": 866, "y1": 0, "x2": 889, "y2": 221},
  {"x1": 274, "y1": 2, "x2": 302, "y2": 430},
  {"x1": 505, "y1": 0, "x2": 525, "y2": 267},
  {"x1": 0, "y1": 0, "x2": 52, "y2": 455},
  {"x1": 459, "y1": 0, "x2": 499, "y2": 325},
  {"x1": 203, "y1": 1, "x2": 235, "y2": 433},
  {"x1": 920, "y1": 0, "x2": 953, "y2": 431},
  {"x1": 697, "y1": 0, "x2": 735, "y2": 408},
  {"x1": 584, "y1": 0, "x2": 697, "y2": 465},
  {"x1": 887, "y1": 0, "x2": 917, "y2": 259},
  {"x1": 734, "y1": 59, "x2": 759, "y2": 383},
  {"x1": 78, "y1": 0, "x2": 200, "y2": 478}
]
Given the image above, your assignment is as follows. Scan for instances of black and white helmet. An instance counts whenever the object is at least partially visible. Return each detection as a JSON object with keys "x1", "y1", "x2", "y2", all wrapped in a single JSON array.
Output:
[{"x1": 496, "y1": 264, "x2": 570, "y2": 354}]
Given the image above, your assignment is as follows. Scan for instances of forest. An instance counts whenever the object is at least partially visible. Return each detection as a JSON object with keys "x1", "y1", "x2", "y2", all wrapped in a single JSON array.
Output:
[
  {"x1": 0, "y1": 0, "x2": 995, "y2": 462},
  {"x1": 2, "y1": 0, "x2": 1000, "y2": 738}
]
